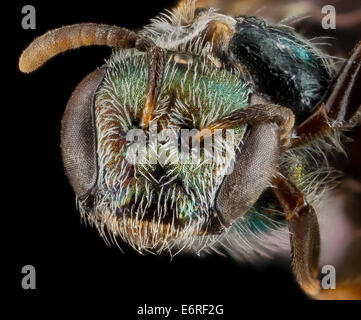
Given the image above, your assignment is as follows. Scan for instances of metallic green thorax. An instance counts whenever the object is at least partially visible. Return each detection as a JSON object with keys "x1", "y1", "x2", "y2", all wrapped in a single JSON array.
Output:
[{"x1": 230, "y1": 16, "x2": 335, "y2": 119}]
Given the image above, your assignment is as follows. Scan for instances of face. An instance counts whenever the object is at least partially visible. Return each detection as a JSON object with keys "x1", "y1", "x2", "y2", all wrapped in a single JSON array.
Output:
[{"x1": 62, "y1": 50, "x2": 250, "y2": 252}]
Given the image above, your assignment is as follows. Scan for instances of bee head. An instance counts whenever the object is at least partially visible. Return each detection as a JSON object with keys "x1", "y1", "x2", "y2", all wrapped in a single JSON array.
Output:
[
  {"x1": 19, "y1": 20, "x2": 285, "y2": 255},
  {"x1": 61, "y1": 49, "x2": 251, "y2": 253}
]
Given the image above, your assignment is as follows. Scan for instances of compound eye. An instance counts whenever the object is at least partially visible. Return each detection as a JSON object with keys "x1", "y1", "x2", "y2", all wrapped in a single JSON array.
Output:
[
  {"x1": 214, "y1": 123, "x2": 280, "y2": 226},
  {"x1": 61, "y1": 68, "x2": 106, "y2": 198}
]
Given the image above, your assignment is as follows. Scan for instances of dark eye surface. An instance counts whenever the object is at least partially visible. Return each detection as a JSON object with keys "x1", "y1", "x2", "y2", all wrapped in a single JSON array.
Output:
[
  {"x1": 214, "y1": 122, "x2": 280, "y2": 226},
  {"x1": 61, "y1": 68, "x2": 106, "y2": 198}
]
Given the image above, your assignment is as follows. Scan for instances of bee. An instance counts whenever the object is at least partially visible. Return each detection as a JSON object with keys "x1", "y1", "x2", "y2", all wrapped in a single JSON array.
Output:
[{"x1": 19, "y1": 0, "x2": 360, "y2": 298}]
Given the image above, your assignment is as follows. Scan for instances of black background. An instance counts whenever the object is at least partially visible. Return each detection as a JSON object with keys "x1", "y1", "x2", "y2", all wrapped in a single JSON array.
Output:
[{"x1": 10, "y1": 0, "x2": 357, "y2": 316}]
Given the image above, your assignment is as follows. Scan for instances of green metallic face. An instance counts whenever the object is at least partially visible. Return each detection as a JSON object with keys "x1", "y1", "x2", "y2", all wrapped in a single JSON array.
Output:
[{"x1": 88, "y1": 49, "x2": 250, "y2": 251}]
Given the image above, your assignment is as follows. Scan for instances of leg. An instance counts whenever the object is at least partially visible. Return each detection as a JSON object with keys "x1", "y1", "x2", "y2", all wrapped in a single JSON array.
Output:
[
  {"x1": 291, "y1": 41, "x2": 361, "y2": 148},
  {"x1": 194, "y1": 103, "x2": 295, "y2": 146},
  {"x1": 202, "y1": 20, "x2": 234, "y2": 66},
  {"x1": 19, "y1": 23, "x2": 166, "y2": 129},
  {"x1": 169, "y1": 1, "x2": 236, "y2": 67},
  {"x1": 271, "y1": 174, "x2": 321, "y2": 296},
  {"x1": 325, "y1": 40, "x2": 361, "y2": 122}
]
